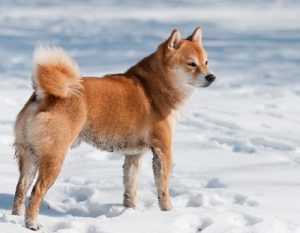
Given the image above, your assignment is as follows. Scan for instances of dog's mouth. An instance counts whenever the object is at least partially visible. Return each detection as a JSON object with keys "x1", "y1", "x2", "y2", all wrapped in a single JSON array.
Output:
[
  {"x1": 201, "y1": 81, "x2": 214, "y2": 88},
  {"x1": 189, "y1": 81, "x2": 214, "y2": 88}
]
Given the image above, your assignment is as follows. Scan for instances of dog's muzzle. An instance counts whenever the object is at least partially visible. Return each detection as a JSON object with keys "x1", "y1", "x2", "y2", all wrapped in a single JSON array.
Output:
[{"x1": 202, "y1": 74, "x2": 216, "y2": 87}]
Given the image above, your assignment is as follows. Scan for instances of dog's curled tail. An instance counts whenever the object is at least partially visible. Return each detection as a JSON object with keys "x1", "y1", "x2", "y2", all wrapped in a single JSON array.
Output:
[{"x1": 32, "y1": 45, "x2": 82, "y2": 98}]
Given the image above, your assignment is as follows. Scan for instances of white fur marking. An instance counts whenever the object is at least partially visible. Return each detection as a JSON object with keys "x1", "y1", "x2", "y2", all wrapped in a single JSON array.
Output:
[
  {"x1": 173, "y1": 67, "x2": 195, "y2": 103},
  {"x1": 167, "y1": 110, "x2": 180, "y2": 135}
]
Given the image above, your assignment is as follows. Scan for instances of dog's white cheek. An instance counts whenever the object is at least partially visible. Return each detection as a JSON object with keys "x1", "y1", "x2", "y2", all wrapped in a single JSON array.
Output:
[
  {"x1": 173, "y1": 68, "x2": 195, "y2": 97},
  {"x1": 193, "y1": 73, "x2": 208, "y2": 86}
]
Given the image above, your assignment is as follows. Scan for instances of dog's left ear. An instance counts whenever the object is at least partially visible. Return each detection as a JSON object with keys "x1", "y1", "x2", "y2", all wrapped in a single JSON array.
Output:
[
  {"x1": 167, "y1": 29, "x2": 181, "y2": 49},
  {"x1": 187, "y1": 26, "x2": 202, "y2": 43}
]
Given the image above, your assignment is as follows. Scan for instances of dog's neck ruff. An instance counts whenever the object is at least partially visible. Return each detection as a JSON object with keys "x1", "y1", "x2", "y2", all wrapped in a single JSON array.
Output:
[{"x1": 125, "y1": 53, "x2": 191, "y2": 117}]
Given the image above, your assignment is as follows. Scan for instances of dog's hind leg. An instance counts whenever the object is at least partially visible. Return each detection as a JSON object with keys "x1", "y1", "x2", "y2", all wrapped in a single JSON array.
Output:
[
  {"x1": 25, "y1": 152, "x2": 65, "y2": 231},
  {"x1": 23, "y1": 109, "x2": 85, "y2": 230},
  {"x1": 12, "y1": 144, "x2": 38, "y2": 216},
  {"x1": 123, "y1": 153, "x2": 144, "y2": 209}
]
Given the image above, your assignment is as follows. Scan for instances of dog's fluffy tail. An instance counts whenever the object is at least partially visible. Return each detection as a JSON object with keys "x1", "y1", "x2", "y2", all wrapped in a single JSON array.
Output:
[{"x1": 32, "y1": 45, "x2": 82, "y2": 98}]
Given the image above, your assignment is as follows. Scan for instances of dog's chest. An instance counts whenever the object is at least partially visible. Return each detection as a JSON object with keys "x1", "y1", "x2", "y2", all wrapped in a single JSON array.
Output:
[{"x1": 78, "y1": 128, "x2": 148, "y2": 155}]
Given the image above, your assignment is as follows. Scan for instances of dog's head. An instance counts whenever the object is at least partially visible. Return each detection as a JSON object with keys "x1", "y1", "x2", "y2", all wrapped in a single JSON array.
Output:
[{"x1": 159, "y1": 27, "x2": 215, "y2": 89}]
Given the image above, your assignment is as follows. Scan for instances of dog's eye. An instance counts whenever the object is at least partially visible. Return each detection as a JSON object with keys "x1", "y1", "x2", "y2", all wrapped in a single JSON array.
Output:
[
  {"x1": 187, "y1": 62, "x2": 197, "y2": 67},
  {"x1": 205, "y1": 61, "x2": 208, "y2": 65}
]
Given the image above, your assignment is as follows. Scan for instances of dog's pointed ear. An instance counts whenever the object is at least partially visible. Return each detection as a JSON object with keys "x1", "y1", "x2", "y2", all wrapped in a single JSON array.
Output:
[
  {"x1": 167, "y1": 29, "x2": 181, "y2": 49},
  {"x1": 187, "y1": 26, "x2": 202, "y2": 43}
]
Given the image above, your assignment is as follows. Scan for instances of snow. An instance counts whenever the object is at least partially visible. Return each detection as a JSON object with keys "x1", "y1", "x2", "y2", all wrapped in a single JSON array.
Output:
[{"x1": 1, "y1": 0, "x2": 300, "y2": 232}]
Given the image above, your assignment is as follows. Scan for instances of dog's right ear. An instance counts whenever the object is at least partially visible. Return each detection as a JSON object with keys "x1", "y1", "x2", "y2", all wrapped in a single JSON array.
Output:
[{"x1": 167, "y1": 29, "x2": 181, "y2": 50}]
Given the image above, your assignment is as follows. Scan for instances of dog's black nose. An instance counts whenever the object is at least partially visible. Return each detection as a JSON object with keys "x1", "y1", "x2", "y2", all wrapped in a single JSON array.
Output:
[{"x1": 205, "y1": 74, "x2": 216, "y2": 82}]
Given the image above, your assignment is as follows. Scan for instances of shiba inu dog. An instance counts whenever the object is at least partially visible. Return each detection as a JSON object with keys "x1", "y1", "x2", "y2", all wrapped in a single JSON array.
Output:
[{"x1": 12, "y1": 27, "x2": 215, "y2": 230}]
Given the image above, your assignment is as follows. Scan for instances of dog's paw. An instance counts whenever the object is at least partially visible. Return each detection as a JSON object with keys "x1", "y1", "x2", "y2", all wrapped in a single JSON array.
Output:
[
  {"x1": 12, "y1": 209, "x2": 23, "y2": 216},
  {"x1": 12, "y1": 204, "x2": 25, "y2": 216},
  {"x1": 159, "y1": 199, "x2": 173, "y2": 211},
  {"x1": 123, "y1": 194, "x2": 136, "y2": 209},
  {"x1": 25, "y1": 219, "x2": 41, "y2": 231}
]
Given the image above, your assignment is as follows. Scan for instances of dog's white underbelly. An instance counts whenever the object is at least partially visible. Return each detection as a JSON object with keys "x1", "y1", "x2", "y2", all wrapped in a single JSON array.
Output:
[{"x1": 76, "y1": 128, "x2": 149, "y2": 155}]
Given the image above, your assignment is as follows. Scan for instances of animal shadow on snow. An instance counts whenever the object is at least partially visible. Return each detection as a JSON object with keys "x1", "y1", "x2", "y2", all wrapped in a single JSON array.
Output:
[
  {"x1": 0, "y1": 193, "x2": 124, "y2": 218},
  {"x1": 0, "y1": 193, "x2": 61, "y2": 217}
]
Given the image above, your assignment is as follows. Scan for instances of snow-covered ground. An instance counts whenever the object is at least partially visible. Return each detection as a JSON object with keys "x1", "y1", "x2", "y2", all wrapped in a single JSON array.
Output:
[{"x1": 1, "y1": 1, "x2": 300, "y2": 232}]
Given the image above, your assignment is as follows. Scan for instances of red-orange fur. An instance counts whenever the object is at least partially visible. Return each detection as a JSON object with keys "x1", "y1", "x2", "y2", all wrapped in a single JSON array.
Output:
[{"x1": 36, "y1": 64, "x2": 82, "y2": 98}]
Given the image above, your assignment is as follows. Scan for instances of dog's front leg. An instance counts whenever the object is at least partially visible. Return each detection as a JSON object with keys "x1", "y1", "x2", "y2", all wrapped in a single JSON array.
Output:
[
  {"x1": 151, "y1": 146, "x2": 173, "y2": 211},
  {"x1": 123, "y1": 153, "x2": 144, "y2": 209}
]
